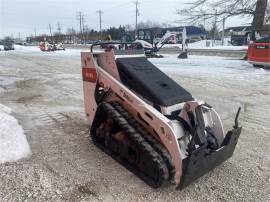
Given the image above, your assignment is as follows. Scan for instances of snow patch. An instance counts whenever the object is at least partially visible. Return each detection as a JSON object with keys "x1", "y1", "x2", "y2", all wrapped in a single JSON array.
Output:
[
  {"x1": 14, "y1": 45, "x2": 40, "y2": 52},
  {"x1": 162, "y1": 39, "x2": 248, "y2": 50},
  {"x1": 162, "y1": 44, "x2": 182, "y2": 48},
  {"x1": 0, "y1": 104, "x2": 31, "y2": 163},
  {"x1": 149, "y1": 54, "x2": 269, "y2": 82},
  {"x1": 53, "y1": 48, "x2": 83, "y2": 56},
  {"x1": 12, "y1": 45, "x2": 84, "y2": 57},
  {"x1": 0, "y1": 104, "x2": 12, "y2": 114},
  {"x1": 0, "y1": 87, "x2": 5, "y2": 94},
  {"x1": 188, "y1": 39, "x2": 248, "y2": 50}
]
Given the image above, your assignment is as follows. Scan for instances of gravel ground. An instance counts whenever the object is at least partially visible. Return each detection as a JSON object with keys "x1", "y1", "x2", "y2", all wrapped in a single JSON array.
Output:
[{"x1": 0, "y1": 49, "x2": 269, "y2": 201}]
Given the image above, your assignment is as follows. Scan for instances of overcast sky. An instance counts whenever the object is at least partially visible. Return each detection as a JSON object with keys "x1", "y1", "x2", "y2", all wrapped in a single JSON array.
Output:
[{"x1": 0, "y1": 0, "x2": 251, "y2": 39}]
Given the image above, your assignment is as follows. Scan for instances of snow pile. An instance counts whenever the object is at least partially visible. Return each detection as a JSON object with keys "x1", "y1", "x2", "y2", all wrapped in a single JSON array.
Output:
[
  {"x1": 14, "y1": 45, "x2": 40, "y2": 52},
  {"x1": 160, "y1": 39, "x2": 248, "y2": 50},
  {"x1": 188, "y1": 39, "x2": 248, "y2": 50},
  {"x1": 150, "y1": 54, "x2": 268, "y2": 81},
  {"x1": 0, "y1": 104, "x2": 31, "y2": 163},
  {"x1": 162, "y1": 44, "x2": 182, "y2": 48},
  {"x1": 12, "y1": 45, "x2": 85, "y2": 57},
  {"x1": 53, "y1": 48, "x2": 83, "y2": 56}
]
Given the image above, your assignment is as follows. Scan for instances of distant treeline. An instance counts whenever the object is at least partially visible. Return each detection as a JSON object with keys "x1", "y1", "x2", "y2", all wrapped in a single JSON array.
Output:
[{"x1": 26, "y1": 25, "x2": 131, "y2": 44}]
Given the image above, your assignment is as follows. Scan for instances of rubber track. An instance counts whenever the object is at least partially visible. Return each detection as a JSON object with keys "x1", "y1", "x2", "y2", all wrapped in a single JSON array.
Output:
[
  {"x1": 91, "y1": 102, "x2": 169, "y2": 187},
  {"x1": 111, "y1": 102, "x2": 175, "y2": 180}
]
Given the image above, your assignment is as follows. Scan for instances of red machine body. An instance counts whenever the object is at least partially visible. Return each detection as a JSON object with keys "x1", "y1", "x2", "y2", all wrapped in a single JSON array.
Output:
[{"x1": 248, "y1": 37, "x2": 270, "y2": 68}]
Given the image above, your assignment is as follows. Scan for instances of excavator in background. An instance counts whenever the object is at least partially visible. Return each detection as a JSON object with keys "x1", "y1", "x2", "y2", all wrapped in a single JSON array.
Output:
[
  {"x1": 104, "y1": 28, "x2": 188, "y2": 58},
  {"x1": 134, "y1": 28, "x2": 188, "y2": 58},
  {"x1": 81, "y1": 42, "x2": 242, "y2": 189}
]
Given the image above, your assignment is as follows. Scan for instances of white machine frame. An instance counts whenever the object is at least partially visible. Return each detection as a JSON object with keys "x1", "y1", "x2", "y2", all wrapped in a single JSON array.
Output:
[{"x1": 81, "y1": 50, "x2": 226, "y2": 186}]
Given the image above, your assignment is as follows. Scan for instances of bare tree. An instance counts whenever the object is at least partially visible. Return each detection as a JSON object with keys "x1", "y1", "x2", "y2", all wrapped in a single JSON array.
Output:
[
  {"x1": 161, "y1": 23, "x2": 172, "y2": 28},
  {"x1": 66, "y1": 27, "x2": 76, "y2": 35},
  {"x1": 178, "y1": 0, "x2": 269, "y2": 39},
  {"x1": 137, "y1": 21, "x2": 161, "y2": 29},
  {"x1": 137, "y1": 21, "x2": 172, "y2": 29},
  {"x1": 265, "y1": 3, "x2": 270, "y2": 22},
  {"x1": 252, "y1": 0, "x2": 268, "y2": 35},
  {"x1": 124, "y1": 24, "x2": 134, "y2": 32}
]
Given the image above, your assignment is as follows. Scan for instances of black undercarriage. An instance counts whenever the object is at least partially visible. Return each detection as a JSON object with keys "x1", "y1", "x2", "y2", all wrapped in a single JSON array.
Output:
[
  {"x1": 90, "y1": 101, "x2": 242, "y2": 189},
  {"x1": 91, "y1": 102, "x2": 175, "y2": 187}
]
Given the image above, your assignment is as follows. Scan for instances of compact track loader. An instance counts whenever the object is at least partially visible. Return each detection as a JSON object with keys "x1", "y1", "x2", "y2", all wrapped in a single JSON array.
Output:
[{"x1": 81, "y1": 42, "x2": 242, "y2": 189}]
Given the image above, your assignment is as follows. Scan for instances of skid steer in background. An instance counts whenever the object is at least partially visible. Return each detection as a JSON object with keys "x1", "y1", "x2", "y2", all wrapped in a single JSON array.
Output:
[{"x1": 81, "y1": 42, "x2": 242, "y2": 189}]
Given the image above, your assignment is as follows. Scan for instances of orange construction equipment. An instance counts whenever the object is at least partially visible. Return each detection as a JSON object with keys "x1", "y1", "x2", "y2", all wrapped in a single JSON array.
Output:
[
  {"x1": 39, "y1": 41, "x2": 54, "y2": 52},
  {"x1": 248, "y1": 36, "x2": 270, "y2": 69}
]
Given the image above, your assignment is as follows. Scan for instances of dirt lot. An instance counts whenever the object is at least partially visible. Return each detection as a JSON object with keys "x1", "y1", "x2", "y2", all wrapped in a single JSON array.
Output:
[{"x1": 0, "y1": 49, "x2": 269, "y2": 201}]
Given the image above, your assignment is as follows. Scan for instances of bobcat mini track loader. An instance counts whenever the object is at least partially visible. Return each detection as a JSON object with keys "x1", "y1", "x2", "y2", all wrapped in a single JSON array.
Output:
[{"x1": 81, "y1": 42, "x2": 242, "y2": 189}]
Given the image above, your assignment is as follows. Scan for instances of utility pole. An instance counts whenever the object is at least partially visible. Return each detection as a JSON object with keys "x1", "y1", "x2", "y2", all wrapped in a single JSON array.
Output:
[
  {"x1": 57, "y1": 22, "x2": 62, "y2": 34},
  {"x1": 204, "y1": 14, "x2": 207, "y2": 46},
  {"x1": 77, "y1": 11, "x2": 83, "y2": 42},
  {"x1": 34, "y1": 27, "x2": 37, "y2": 38},
  {"x1": 213, "y1": 9, "x2": 217, "y2": 46},
  {"x1": 133, "y1": 0, "x2": 140, "y2": 37},
  {"x1": 56, "y1": 22, "x2": 62, "y2": 43},
  {"x1": 222, "y1": 17, "x2": 225, "y2": 46},
  {"x1": 82, "y1": 15, "x2": 85, "y2": 43},
  {"x1": 96, "y1": 10, "x2": 103, "y2": 40},
  {"x1": 48, "y1": 24, "x2": 53, "y2": 42},
  {"x1": 77, "y1": 11, "x2": 82, "y2": 34},
  {"x1": 84, "y1": 25, "x2": 88, "y2": 42}
]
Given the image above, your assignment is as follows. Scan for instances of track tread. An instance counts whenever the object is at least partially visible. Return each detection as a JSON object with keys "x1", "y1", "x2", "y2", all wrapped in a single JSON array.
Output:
[
  {"x1": 112, "y1": 102, "x2": 175, "y2": 180},
  {"x1": 91, "y1": 102, "x2": 170, "y2": 187}
]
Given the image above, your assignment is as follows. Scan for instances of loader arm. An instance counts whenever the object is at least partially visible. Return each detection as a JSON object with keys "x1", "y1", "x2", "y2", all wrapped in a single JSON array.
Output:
[{"x1": 154, "y1": 31, "x2": 179, "y2": 51}]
